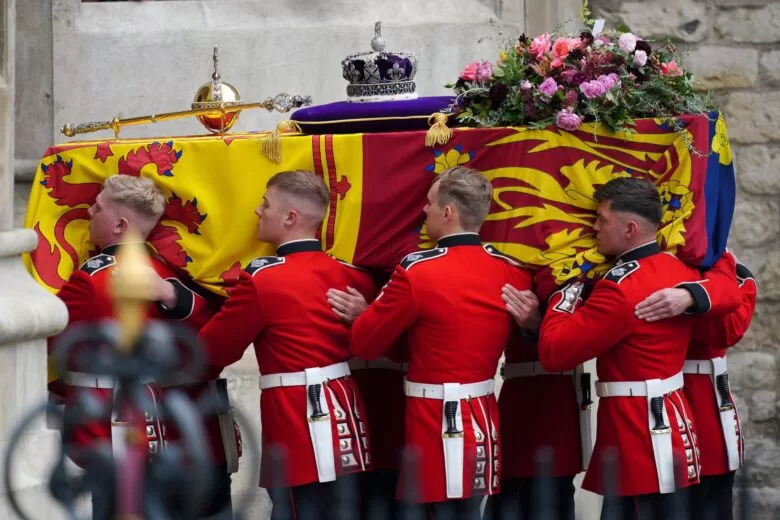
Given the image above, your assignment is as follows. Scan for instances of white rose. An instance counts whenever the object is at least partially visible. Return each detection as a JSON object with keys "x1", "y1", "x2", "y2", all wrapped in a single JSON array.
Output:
[
  {"x1": 632, "y1": 50, "x2": 648, "y2": 67},
  {"x1": 618, "y1": 33, "x2": 637, "y2": 53}
]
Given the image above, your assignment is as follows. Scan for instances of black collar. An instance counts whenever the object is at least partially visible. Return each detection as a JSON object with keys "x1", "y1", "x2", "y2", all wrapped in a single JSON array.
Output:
[
  {"x1": 617, "y1": 241, "x2": 662, "y2": 263},
  {"x1": 437, "y1": 233, "x2": 482, "y2": 248},
  {"x1": 276, "y1": 239, "x2": 322, "y2": 257},
  {"x1": 102, "y1": 242, "x2": 155, "y2": 256}
]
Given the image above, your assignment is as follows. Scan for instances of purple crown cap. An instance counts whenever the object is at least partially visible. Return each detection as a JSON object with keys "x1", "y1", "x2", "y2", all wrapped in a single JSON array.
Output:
[{"x1": 341, "y1": 21, "x2": 419, "y2": 103}]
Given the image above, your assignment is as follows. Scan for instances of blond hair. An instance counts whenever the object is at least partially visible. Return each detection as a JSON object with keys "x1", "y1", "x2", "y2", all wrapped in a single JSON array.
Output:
[
  {"x1": 102, "y1": 175, "x2": 165, "y2": 221},
  {"x1": 267, "y1": 170, "x2": 330, "y2": 221},
  {"x1": 435, "y1": 166, "x2": 493, "y2": 230}
]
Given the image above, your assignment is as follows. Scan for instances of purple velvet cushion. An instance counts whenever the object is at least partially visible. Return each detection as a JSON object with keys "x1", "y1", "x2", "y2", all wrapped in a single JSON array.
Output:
[{"x1": 290, "y1": 96, "x2": 455, "y2": 134}]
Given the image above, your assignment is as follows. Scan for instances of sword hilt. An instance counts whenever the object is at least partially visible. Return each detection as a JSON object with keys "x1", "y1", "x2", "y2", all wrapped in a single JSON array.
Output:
[
  {"x1": 307, "y1": 384, "x2": 328, "y2": 420},
  {"x1": 580, "y1": 373, "x2": 593, "y2": 408},
  {"x1": 716, "y1": 373, "x2": 735, "y2": 411},
  {"x1": 443, "y1": 401, "x2": 462, "y2": 437},
  {"x1": 650, "y1": 396, "x2": 670, "y2": 433}
]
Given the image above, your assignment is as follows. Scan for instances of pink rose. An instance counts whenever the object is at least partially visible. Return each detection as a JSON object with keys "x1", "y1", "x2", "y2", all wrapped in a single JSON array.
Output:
[
  {"x1": 475, "y1": 60, "x2": 493, "y2": 83},
  {"x1": 530, "y1": 33, "x2": 552, "y2": 60},
  {"x1": 539, "y1": 77, "x2": 559, "y2": 97},
  {"x1": 618, "y1": 33, "x2": 637, "y2": 53},
  {"x1": 579, "y1": 80, "x2": 607, "y2": 99},
  {"x1": 632, "y1": 50, "x2": 648, "y2": 67},
  {"x1": 459, "y1": 62, "x2": 479, "y2": 81},
  {"x1": 556, "y1": 108, "x2": 582, "y2": 131},
  {"x1": 596, "y1": 73, "x2": 620, "y2": 91},
  {"x1": 661, "y1": 61, "x2": 683, "y2": 77}
]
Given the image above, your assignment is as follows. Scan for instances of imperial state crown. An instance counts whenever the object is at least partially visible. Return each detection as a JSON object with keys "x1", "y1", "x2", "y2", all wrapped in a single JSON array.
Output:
[{"x1": 341, "y1": 21, "x2": 418, "y2": 103}]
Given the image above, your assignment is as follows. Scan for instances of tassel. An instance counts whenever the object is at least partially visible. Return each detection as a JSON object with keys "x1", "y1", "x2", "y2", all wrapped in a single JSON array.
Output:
[
  {"x1": 260, "y1": 121, "x2": 302, "y2": 163},
  {"x1": 425, "y1": 113, "x2": 453, "y2": 147}
]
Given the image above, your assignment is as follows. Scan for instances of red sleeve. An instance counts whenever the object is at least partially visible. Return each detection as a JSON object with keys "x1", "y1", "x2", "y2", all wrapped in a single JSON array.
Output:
[
  {"x1": 348, "y1": 268, "x2": 380, "y2": 303},
  {"x1": 538, "y1": 281, "x2": 633, "y2": 372},
  {"x1": 702, "y1": 263, "x2": 758, "y2": 348},
  {"x1": 678, "y1": 253, "x2": 741, "y2": 316},
  {"x1": 199, "y1": 272, "x2": 266, "y2": 368},
  {"x1": 47, "y1": 272, "x2": 102, "y2": 389},
  {"x1": 350, "y1": 266, "x2": 418, "y2": 360}
]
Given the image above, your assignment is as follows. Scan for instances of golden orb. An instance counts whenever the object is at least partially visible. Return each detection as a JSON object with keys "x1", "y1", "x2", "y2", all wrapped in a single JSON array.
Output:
[{"x1": 191, "y1": 45, "x2": 243, "y2": 134}]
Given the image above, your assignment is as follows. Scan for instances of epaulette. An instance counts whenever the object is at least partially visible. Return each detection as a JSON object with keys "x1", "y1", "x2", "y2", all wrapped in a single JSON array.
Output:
[
  {"x1": 400, "y1": 248, "x2": 446, "y2": 270},
  {"x1": 603, "y1": 260, "x2": 639, "y2": 284},
  {"x1": 483, "y1": 244, "x2": 524, "y2": 267},
  {"x1": 244, "y1": 256, "x2": 285, "y2": 276},
  {"x1": 79, "y1": 254, "x2": 116, "y2": 276}
]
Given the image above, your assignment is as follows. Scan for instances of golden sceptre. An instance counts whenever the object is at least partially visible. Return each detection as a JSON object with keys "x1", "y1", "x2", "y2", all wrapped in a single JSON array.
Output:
[{"x1": 61, "y1": 45, "x2": 312, "y2": 139}]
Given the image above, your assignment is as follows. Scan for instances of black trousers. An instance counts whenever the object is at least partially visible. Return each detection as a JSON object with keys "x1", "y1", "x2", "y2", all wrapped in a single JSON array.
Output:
[
  {"x1": 601, "y1": 489, "x2": 690, "y2": 520},
  {"x1": 483, "y1": 476, "x2": 576, "y2": 520},
  {"x1": 360, "y1": 469, "x2": 401, "y2": 520},
  {"x1": 268, "y1": 473, "x2": 361, "y2": 520},
  {"x1": 91, "y1": 463, "x2": 233, "y2": 520},
  {"x1": 688, "y1": 473, "x2": 735, "y2": 520},
  {"x1": 426, "y1": 496, "x2": 483, "y2": 520}
]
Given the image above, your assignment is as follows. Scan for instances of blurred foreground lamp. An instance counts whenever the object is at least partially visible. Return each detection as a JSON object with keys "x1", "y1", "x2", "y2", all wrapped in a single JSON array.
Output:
[{"x1": 192, "y1": 45, "x2": 243, "y2": 133}]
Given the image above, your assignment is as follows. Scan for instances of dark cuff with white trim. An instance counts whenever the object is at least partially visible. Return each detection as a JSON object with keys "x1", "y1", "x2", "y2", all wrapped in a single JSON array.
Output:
[
  {"x1": 156, "y1": 278, "x2": 194, "y2": 320},
  {"x1": 676, "y1": 282, "x2": 711, "y2": 315},
  {"x1": 736, "y1": 263, "x2": 755, "y2": 282}
]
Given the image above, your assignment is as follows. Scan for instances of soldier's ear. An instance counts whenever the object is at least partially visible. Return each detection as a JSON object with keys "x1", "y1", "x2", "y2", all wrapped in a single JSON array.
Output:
[{"x1": 115, "y1": 216, "x2": 129, "y2": 234}]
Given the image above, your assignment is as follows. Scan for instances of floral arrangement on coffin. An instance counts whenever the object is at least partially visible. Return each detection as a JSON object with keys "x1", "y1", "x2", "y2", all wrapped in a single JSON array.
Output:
[{"x1": 447, "y1": 17, "x2": 715, "y2": 134}]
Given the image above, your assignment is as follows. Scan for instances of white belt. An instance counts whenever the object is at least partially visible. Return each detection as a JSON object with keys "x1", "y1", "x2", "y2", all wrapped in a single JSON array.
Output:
[
  {"x1": 596, "y1": 372, "x2": 684, "y2": 398},
  {"x1": 64, "y1": 372, "x2": 115, "y2": 389},
  {"x1": 503, "y1": 361, "x2": 573, "y2": 380},
  {"x1": 348, "y1": 357, "x2": 408, "y2": 372},
  {"x1": 259, "y1": 362, "x2": 350, "y2": 390},
  {"x1": 404, "y1": 378, "x2": 494, "y2": 400},
  {"x1": 682, "y1": 359, "x2": 716, "y2": 375}
]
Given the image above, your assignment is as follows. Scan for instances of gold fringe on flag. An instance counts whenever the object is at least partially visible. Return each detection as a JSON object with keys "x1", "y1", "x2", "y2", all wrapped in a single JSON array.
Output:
[
  {"x1": 425, "y1": 113, "x2": 454, "y2": 147},
  {"x1": 260, "y1": 121, "x2": 302, "y2": 163}
]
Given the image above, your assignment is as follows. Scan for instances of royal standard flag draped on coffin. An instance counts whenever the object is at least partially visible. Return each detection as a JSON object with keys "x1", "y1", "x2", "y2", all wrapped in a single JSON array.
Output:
[{"x1": 24, "y1": 111, "x2": 734, "y2": 300}]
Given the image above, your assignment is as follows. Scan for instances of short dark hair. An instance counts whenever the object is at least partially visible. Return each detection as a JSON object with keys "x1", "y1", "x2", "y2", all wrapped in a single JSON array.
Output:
[{"x1": 593, "y1": 177, "x2": 662, "y2": 226}]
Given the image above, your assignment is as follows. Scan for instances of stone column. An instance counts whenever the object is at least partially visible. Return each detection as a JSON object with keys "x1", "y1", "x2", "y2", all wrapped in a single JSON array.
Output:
[{"x1": 0, "y1": 0, "x2": 69, "y2": 517}]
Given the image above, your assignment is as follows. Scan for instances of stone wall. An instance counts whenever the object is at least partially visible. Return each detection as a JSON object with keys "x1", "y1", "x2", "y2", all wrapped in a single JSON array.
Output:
[{"x1": 591, "y1": 0, "x2": 780, "y2": 516}]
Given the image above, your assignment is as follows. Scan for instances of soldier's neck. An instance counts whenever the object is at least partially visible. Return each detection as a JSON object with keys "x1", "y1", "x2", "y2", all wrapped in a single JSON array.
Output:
[{"x1": 617, "y1": 237, "x2": 659, "y2": 259}]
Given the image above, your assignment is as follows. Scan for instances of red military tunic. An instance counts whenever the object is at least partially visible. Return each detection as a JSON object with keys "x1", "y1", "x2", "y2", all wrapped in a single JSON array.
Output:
[
  {"x1": 684, "y1": 252, "x2": 756, "y2": 477},
  {"x1": 198, "y1": 239, "x2": 377, "y2": 488},
  {"x1": 499, "y1": 330, "x2": 583, "y2": 479},
  {"x1": 538, "y1": 242, "x2": 741, "y2": 497},
  {"x1": 349, "y1": 233, "x2": 534, "y2": 503},
  {"x1": 49, "y1": 242, "x2": 215, "y2": 464}
]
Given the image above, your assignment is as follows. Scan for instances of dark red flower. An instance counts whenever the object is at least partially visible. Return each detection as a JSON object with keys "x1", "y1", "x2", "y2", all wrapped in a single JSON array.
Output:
[{"x1": 489, "y1": 83, "x2": 509, "y2": 109}]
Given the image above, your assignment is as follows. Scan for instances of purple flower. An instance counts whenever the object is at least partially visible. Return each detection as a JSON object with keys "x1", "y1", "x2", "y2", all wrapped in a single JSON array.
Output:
[
  {"x1": 475, "y1": 61, "x2": 493, "y2": 83},
  {"x1": 539, "y1": 77, "x2": 559, "y2": 97},
  {"x1": 632, "y1": 50, "x2": 648, "y2": 67},
  {"x1": 579, "y1": 80, "x2": 608, "y2": 99},
  {"x1": 556, "y1": 108, "x2": 582, "y2": 131}
]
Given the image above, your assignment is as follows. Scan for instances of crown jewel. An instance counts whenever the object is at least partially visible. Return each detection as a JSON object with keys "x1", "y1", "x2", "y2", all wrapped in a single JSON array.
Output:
[{"x1": 341, "y1": 22, "x2": 418, "y2": 103}]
